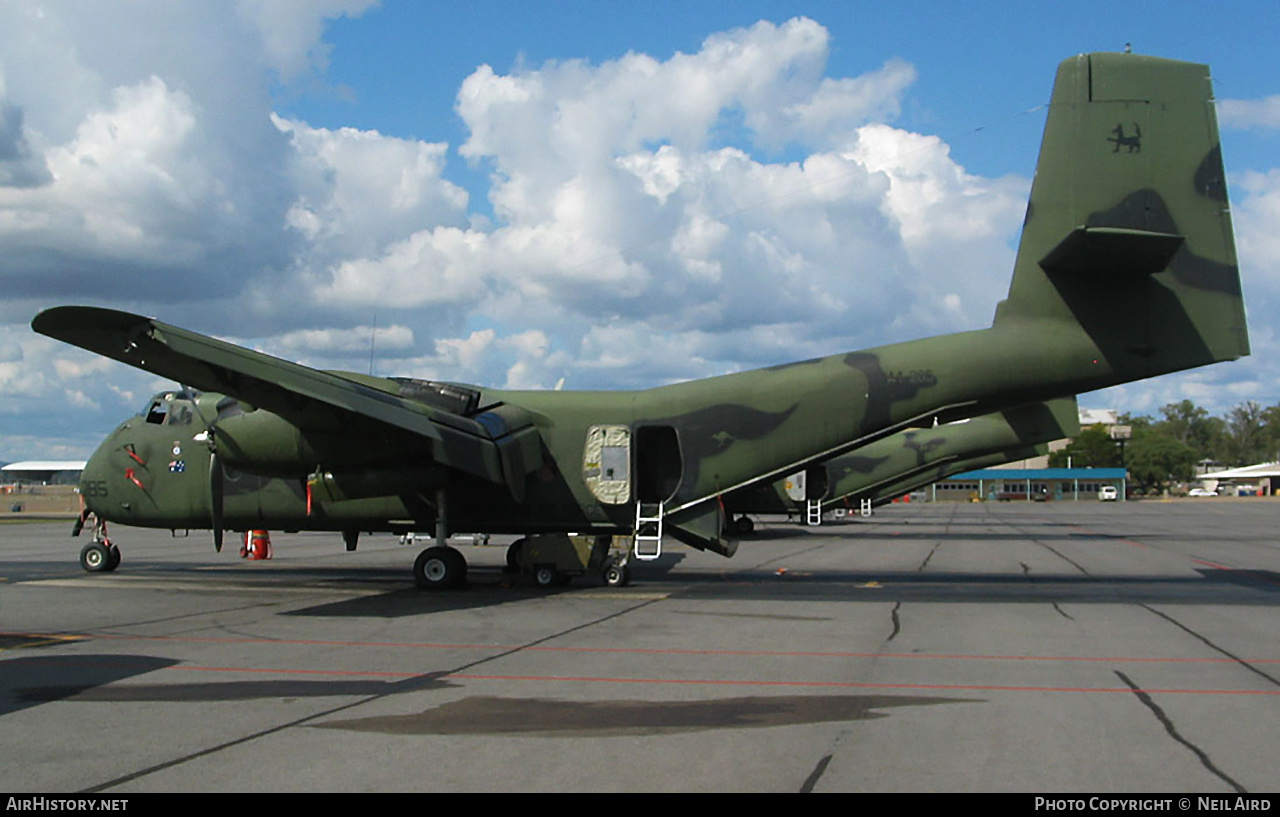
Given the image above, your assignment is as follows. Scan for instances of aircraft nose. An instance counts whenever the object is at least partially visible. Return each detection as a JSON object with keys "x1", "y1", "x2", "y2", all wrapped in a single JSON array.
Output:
[{"x1": 78, "y1": 438, "x2": 116, "y2": 515}]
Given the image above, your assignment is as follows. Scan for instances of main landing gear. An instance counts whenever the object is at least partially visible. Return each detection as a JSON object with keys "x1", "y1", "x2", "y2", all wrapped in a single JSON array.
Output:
[
  {"x1": 413, "y1": 546, "x2": 467, "y2": 590},
  {"x1": 73, "y1": 512, "x2": 121, "y2": 573},
  {"x1": 410, "y1": 533, "x2": 634, "y2": 591}
]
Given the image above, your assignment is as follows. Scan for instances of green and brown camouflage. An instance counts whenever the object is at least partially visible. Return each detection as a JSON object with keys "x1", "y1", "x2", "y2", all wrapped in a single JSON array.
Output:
[
  {"x1": 724, "y1": 397, "x2": 1079, "y2": 520},
  {"x1": 842, "y1": 442, "x2": 1053, "y2": 511},
  {"x1": 33, "y1": 53, "x2": 1249, "y2": 585}
]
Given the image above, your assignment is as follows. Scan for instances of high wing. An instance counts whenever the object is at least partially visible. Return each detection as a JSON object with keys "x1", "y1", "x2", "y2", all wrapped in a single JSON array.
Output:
[{"x1": 31, "y1": 306, "x2": 542, "y2": 501}]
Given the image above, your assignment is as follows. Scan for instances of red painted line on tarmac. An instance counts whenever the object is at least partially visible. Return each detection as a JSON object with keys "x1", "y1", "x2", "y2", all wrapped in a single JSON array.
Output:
[{"x1": 12, "y1": 631, "x2": 1278, "y2": 664}]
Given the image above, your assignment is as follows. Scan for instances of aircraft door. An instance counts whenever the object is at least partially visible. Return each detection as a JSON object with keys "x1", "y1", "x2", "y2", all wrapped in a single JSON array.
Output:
[
  {"x1": 583, "y1": 425, "x2": 632, "y2": 505},
  {"x1": 783, "y1": 467, "x2": 829, "y2": 501},
  {"x1": 634, "y1": 425, "x2": 682, "y2": 504},
  {"x1": 784, "y1": 470, "x2": 807, "y2": 502}
]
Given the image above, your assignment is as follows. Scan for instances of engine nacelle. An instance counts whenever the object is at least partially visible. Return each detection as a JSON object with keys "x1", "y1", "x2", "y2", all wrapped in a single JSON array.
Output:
[
  {"x1": 213, "y1": 407, "x2": 431, "y2": 475},
  {"x1": 308, "y1": 467, "x2": 449, "y2": 504}
]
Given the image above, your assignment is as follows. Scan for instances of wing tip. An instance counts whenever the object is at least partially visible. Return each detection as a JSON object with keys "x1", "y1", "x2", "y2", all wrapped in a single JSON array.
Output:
[{"x1": 32, "y1": 305, "x2": 152, "y2": 341}]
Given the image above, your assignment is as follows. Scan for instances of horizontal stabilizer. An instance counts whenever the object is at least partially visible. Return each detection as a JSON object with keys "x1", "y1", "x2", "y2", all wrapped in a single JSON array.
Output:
[
  {"x1": 1040, "y1": 227, "x2": 1185, "y2": 278},
  {"x1": 666, "y1": 503, "x2": 737, "y2": 557}
]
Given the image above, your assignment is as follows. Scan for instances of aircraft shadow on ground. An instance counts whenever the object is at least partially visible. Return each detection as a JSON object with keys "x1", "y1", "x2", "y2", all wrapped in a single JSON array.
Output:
[
  {"x1": 278, "y1": 564, "x2": 1280, "y2": 619},
  {"x1": 0, "y1": 652, "x2": 462, "y2": 710},
  {"x1": 780, "y1": 530, "x2": 1137, "y2": 542},
  {"x1": 0, "y1": 651, "x2": 976, "y2": 730},
  {"x1": 0, "y1": 654, "x2": 179, "y2": 716},
  {"x1": 658, "y1": 567, "x2": 1280, "y2": 607},
  {"x1": 282, "y1": 553, "x2": 689, "y2": 618}
]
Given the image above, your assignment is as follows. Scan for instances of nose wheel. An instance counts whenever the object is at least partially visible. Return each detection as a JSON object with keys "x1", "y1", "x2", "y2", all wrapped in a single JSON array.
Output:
[
  {"x1": 75, "y1": 514, "x2": 121, "y2": 573},
  {"x1": 79, "y1": 541, "x2": 121, "y2": 573}
]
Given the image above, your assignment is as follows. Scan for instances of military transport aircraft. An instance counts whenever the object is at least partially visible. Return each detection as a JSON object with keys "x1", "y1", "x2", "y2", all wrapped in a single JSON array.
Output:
[
  {"x1": 724, "y1": 397, "x2": 1079, "y2": 527},
  {"x1": 33, "y1": 53, "x2": 1249, "y2": 589}
]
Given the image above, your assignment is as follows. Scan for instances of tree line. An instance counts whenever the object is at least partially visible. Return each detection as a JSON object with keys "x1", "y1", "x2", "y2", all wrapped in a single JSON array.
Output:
[{"x1": 1048, "y1": 399, "x2": 1280, "y2": 495}]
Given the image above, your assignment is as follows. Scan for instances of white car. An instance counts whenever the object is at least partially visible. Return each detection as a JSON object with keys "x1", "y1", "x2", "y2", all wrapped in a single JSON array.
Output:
[
  {"x1": 1188, "y1": 487, "x2": 1218, "y2": 497},
  {"x1": 1098, "y1": 486, "x2": 1118, "y2": 501}
]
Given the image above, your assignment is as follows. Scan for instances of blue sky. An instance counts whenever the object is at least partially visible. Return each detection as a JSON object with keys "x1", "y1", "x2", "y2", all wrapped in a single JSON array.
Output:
[
  {"x1": 2, "y1": 1, "x2": 1279, "y2": 460},
  {"x1": 290, "y1": 1, "x2": 1280, "y2": 178}
]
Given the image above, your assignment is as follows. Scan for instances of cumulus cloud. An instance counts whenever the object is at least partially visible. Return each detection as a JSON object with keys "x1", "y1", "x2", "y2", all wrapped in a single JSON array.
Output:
[
  {"x1": 234, "y1": 0, "x2": 380, "y2": 81},
  {"x1": 5, "y1": 7, "x2": 1273, "y2": 461},
  {"x1": 0, "y1": 77, "x2": 52, "y2": 188},
  {"x1": 0, "y1": 2, "x2": 347, "y2": 312},
  {"x1": 1235, "y1": 169, "x2": 1280, "y2": 273},
  {"x1": 1219, "y1": 96, "x2": 1280, "y2": 130},
  {"x1": 273, "y1": 323, "x2": 415, "y2": 362},
  {"x1": 275, "y1": 114, "x2": 469, "y2": 262}
]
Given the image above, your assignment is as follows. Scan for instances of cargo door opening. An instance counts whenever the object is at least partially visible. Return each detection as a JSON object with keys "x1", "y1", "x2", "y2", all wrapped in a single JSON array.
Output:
[{"x1": 634, "y1": 425, "x2": 682, "y2": 504}]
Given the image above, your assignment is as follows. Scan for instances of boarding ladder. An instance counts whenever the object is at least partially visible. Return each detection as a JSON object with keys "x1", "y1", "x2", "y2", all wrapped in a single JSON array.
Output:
[
  {"x1": 806, "y1": 499, "x2": 823, "y2": 526},
  {"x1": 859, "y1": 497, "x2": 873, "y2": 518},
  {"x1": 633, "y1": 501, "x2": 664, "y2": 560}
]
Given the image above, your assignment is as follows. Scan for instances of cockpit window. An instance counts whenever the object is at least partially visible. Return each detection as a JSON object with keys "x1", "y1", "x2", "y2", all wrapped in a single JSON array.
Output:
[
  {"x1": 144, "y1": 400, "x2": 169, "y2": 425},
  {"x1": 168, "y1": 403, "x2": 193, "y2": 426}
]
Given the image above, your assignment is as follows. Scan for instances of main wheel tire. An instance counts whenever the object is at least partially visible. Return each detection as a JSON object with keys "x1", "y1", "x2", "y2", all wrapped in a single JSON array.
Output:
[
  {"x1": 80, "y1": 543, "x2": 111, "y2": 573},
  {"x1": 603, "y1": 561, "x2": 631, "y2": 588},
  {"x1": 105, "y1": 546, "x2": 121, "y2": 572},
  {"x1": 414, "y1": 546, "x2": 467, "y2": 590}
]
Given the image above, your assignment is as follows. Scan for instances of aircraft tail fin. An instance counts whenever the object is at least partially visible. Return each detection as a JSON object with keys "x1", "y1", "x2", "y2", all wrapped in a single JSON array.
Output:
[{"x1": 994, "y1": 53, "x2": 1249, "y2": 380}]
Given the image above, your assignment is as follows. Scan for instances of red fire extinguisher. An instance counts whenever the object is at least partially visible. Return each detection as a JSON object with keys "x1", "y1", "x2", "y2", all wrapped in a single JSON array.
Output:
[{"x1": 245, "y1": 530, "x2": 272, "y2": 560}]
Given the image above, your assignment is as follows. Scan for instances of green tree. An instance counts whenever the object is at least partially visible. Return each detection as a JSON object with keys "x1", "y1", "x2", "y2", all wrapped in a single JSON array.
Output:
[
  {"x1": 1153, "y1": 399, "x2": 1228, "y2": 465},
  {"x1": 1158, "y1": 400, "x2": 1222, "y2": 451},
  {"x1": 1259, "y1": 403, "x2": 1280, "y2": 463},
  {"x1": 1125, "y1": 431, "x2": 1197, "y2": 494},
  {"x1": 1225, "y1": 401, "x2": 1267, "y2": 465},
  {"x1": 1049, "y1": 424, "x2": 1123, "y2": 468}
]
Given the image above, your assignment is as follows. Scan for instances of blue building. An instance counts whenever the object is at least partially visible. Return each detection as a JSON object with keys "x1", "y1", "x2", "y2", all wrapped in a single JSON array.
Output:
[{"x1": 929, "y1": 467, "x2": 1128, "y2": 502}]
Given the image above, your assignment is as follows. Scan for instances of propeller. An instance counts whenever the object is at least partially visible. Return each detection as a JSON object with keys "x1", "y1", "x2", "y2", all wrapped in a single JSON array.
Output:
[
  {"x1": 191, "y1": 390, "x2": 238, "y2": 552},
  {"x1": 209, "y1": 450, "x2": 224, "y2": 552}
]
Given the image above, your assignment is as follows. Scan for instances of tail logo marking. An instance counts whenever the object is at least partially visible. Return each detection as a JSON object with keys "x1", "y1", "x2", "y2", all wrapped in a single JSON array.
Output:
[{"x1": 1108, "y1": 123, "x2": 1142, "y2": 153}]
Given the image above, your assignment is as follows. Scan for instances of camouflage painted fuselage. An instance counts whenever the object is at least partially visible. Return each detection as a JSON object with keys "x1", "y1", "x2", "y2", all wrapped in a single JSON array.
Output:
[
  {"x1": 724, "y1": 397, "x2": 1078, "y2": 515},
  {"x1": 53, "y1": 53, "x2": 1248, "y2": 557}
]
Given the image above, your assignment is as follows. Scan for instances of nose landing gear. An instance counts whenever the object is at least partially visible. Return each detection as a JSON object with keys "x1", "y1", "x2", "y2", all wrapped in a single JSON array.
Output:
[{"x1": 74, "y1": 512, "x2": 121, "y2": 573}]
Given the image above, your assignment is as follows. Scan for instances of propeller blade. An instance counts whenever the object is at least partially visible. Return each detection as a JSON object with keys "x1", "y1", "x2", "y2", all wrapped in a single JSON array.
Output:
[{"x1": 210, "y1": 451, "x2": 224, "y2": 552}]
